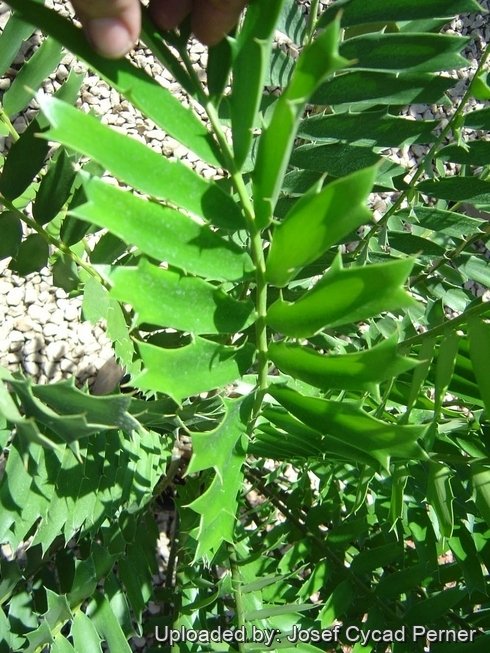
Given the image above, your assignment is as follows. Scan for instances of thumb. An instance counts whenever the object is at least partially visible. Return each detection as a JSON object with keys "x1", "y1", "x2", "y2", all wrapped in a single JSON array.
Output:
[{"x1": 70, "y1": 0, "x2": 141, "y2": 58}]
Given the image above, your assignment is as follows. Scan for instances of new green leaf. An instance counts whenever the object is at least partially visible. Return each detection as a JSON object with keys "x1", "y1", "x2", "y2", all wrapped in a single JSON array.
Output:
[
  {"x1": 134, "y1": 339, "x2": 254, "y2": 402},
  {"x1": 268, "y1": 386, "x2": 426, "y2": 470},
  {"x1": 266, "y1": 166, "x2": 376, "y2": 286},
  {"x1": 267, "y1": 257, "x2": 416, "y2": 337},
  {"x1": 108, "y1": 259, "x2": 255, "y2": 334},
  {"x1": 269, "y1": 336, "x2": 418, "y2": 391},
  {"x1": 253, "y1": 17, "x2": 349, "y2": 227},
  {"x1": 71, "y1": 175, "x2": 253, "y2": 281},
  {"x1": 38, "y1": 96, "x2": 243, "y2": 229}
]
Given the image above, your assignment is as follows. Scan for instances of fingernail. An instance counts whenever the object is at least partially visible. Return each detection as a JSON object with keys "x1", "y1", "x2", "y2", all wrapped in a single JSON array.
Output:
[{"x1": 86, "y1": 18, "x2": 134, "y2": 58}]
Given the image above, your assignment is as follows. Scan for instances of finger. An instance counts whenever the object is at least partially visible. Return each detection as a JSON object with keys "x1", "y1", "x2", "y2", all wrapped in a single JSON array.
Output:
[
  {"x1": 149, "y1": 0, "x2": 193, "y2": 32},
  {"x1": 192, "y1": 0, "x2": 247, "y2": 46},
  {"x1": 71, "y1": 0, "x2": 141, "y2": 58}
]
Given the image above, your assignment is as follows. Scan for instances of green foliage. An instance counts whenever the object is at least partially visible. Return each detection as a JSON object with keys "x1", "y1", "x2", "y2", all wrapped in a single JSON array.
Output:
[{"x1": 1, "y1": 0, "x2": 490, "y2": 651}]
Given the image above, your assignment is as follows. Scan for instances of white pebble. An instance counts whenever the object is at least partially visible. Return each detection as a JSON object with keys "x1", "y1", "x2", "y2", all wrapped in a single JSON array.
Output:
[
  {"x1": 10, "y1": 330, "x2": 24, "y2": 343},
  {"x1": 64, "y1": 304, "x2": 80, "y2": 322},
  {"x1": 13, "y1": 318, "x2": 33, "y2": 333},
  {"x1": 28, "y1": 304, "x2": 49, "y2": 323},
  {"x1": 45, "y1": 341, "x2": 66, "y2": 360},
  {"x1": 24, "y1": 286, "x2": 38, "y2": 305},
  {"x1": 6, "y1": 287, "x2": 24, "y2": 306},
  {"x1": 23, "y1": 361, "x2": 39, "y2": 377}
]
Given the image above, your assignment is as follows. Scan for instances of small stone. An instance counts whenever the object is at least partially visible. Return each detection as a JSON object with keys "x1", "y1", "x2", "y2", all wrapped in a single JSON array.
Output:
[
  {"x1": 6, "y1": 287, "x2": 24, "y2": 306},
  {"x1": 9, "y1": 305, "x2": 24, "y2": 318},
  {"x1": 64, "y1": 304, "x2": 80, "y2": 322},
  {"x1": 148, "y1": 602, "x2": 161, "y2": 615},
  {"x1": 24, "y1": 286, "x2": 38, "y2": 305},
  {"x1": 48, "y1": 310, "x2": 65, "y2": 325},
  {"x1": 45, "y1": 341, "x2": 66, "y2": 360},
  {"x1": 25, "y1": 352, "x2": 44, "y2": 364},
  {"x1": 13, "y1": 318, "x2": 33, "y2": 333},
  {"x1": 43, "y1": 323, "x2": 60, "y2": 337},
  {"x1": 10, "y1": 330, "x2": 24, "y2": 343},
  {"x1": 28, "y1": 304, "x2": 50, "y2": 323},
  {"x1": 56, "y1": 64, "x2": 69, "y2": 81},
  {"x1": 23, "y1": 336, "x2": 44, "y2": 354},
  {"x1": 60, "y1": 359, "x2": 75, "y2": 372},
  {"x1": 23, "y1": 361, "x2": 39, "y2": 377},
  {"x1": 77, "y1": 322, "x2": 96, "y2": 345}
]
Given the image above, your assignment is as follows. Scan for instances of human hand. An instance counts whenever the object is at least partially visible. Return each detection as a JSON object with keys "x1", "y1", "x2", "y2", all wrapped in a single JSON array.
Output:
[{"x1": 70, "y1": 0, "x2": 247, "y2": 59}]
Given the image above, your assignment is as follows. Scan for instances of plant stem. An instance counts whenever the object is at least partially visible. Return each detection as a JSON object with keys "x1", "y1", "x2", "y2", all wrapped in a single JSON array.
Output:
[
  {"x1": 411, "y1": 222, "x2": 490, "y2": 288},
  {"x1": 353, "y1": 43, "x2": 490, "y2": 260},
  {"x1": 250, "y1": 228, "x2": 269, "y2": 421},
  {"x1": 0, "y1": 193, "x2": 106, "y2": 285},
  {"x1": 181, "y1": 49, "x2": 271, "y2": 423},
  {"x1": 305, "y1": 0, "x2": 320, "y2": 45}
]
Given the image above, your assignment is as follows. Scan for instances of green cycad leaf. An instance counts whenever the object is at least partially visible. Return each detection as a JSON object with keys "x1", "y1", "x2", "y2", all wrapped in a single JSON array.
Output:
[
  {"x1": 3, "y1": 36, "x2": 63, "y2": 117},
  {"x1": 9, "y1": 233, "x2": 49, "y2": 276},
  {"x1": 470, "y1": 463, "x2": 490, "y2": 528},
  {"x1": 418, "y1": 177, "x2": 490, "y2": 207},
  {"x1": 436, "y1": 140, "x2": 490, "y2": 165},
  {"x1": 403, "y1": 587, "x2": 466, "y2": 625},
  {"x1": 31, "y1": 380, "x2": 139, "y2": 433},
  {"x1": 449, "y1": 524, "x2": 486, "y2": 596},
  {"x1": 319, "y1": 0, "x2": 482, "y2": 28},
  {"x1": 88, "y1": 594, "x2": 133, "y2": 653},
  {"x1": 289, "y1": 142, "x2": 384, "y2": 178},
  {"x1": 340, "y1": 33, "x2": 469, "y2": 73},
  {"x1": 187, "y1": 396, "x2": 253, "y2": 561},
  {"x1": 231, "y1": 0, "x2": 285, "y2": 167},
  {"x1": 268, "y1": 385, "x2": 426, "y2": 469},
  {"x1": 71, "y1": 611, "x2": 103, "y2": 652},
  {"x1": 468, "y1": 317, "x2": 490, "y2": 414},
  {"x1": 312, "y1": 71, "x2": 455, "y2": 107},
  {"x1": 0, "y1": 11, "x2": 36, "y2": 78},
  {"x1": 253, "y1": 17, "x2": 349, "y2": 227},
  {"x1": 256, "y1": 406, "x2": 390, "y2": 466},
  {"x1": 395, "y1": 206, "x2": 484, "y2": 238},
  {"x1": 276, "y1": 0, "x2": 307, "y2": 44},
  {"x1": 464, "y1": 106, "x2": 490, "y2": 130},
  {"x1": 267, "y1": 257, "x2": 416, "y2": 337},
  {"x1": 266, "y1": 166, "x2": 376, "y2": 287},
  {"x1": 39, "y1": 96, "x2": 243, "y2": 228},
  {"x1": 82, "y1": 277, "x2": 137, "y2": 374},
  {"x1": 32, "y1": 148, "x2": 77, "y2": 225},
  {"x1": 134, "y1": 339, "x2": 254, "y2": 403},
  {"x1": 52, "y1": 635, "x2": 76, "y2": 653},
  {"x1": 427, "y1": 462, "x2": 454, "y2": 539},
  {"x1": 108, "y1": 259, "x2": 255, "y2": 334},
  {"x1": 298, "y1": 111, "x2": 437, "y2": 147},
  {"x1": 71, "y1": 175, "x2": 253, "y2": 281},
  {"x1": 6, "y1": 0, "x2": 222, "y2": 167},
  {"x1": 6, "y1": 376, "x2": 138, "y2": 447},
  {"x1": 269, "y1": 336, "x2": 418, "y2": 391},
  {"x1": 0, "y1": 69, "x2": 83, "y2": 202},
  {"x1": 0, "y1": 212, "x2": 22, "y2": 261}
]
